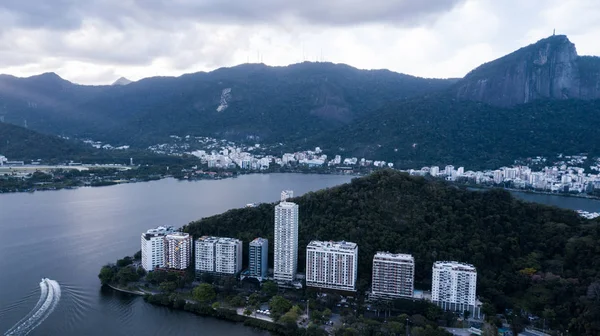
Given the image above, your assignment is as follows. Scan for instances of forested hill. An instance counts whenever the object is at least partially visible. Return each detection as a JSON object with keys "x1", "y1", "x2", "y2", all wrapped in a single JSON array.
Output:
[
  {"x1": 0, "y1": 122, "x2": 95, "y2": 160},
  {"x1": 0, "y1": 122, "x2": 194, "y2": 165},
  {"x1": 307, "y1": 96, "x2": 600, "y2": 169},
  {"x1": 185, "y1": 170, "x2": 600, "y2": 334}
]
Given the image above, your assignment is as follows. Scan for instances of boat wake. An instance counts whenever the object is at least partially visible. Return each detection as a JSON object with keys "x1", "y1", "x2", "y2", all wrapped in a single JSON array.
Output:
[{"x1": 4, "y1": 278, "x2": 61, "y2": 336}]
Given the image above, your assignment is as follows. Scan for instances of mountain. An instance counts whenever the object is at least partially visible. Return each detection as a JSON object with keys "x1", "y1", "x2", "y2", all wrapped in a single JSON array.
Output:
[
  {"x1": 0, "y1": 63, "x2": 455, "y2": 145},
  {"x1": 454, "y1": 35, "x2": 600, "y2": 106},
  {"x1": 309, "y1": 95, "x2": 600, "y2": 169},
  {"x1": 184, "y1": 170, "x2": 600, "y2": 333},
  {"x1": 112, "y1": 77, "x2": 133, "y2": 86}
]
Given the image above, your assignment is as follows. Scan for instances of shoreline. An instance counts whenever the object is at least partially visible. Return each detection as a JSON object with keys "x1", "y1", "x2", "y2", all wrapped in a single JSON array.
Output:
[
  {"x1": 107, "y1": 285, "x2": 288, "y2": 336},
  {"x1": 465, "y1": 183, "x2": 600, "y2": 201},
  {"x1": 106, "y1": 284, "x2": 146, "y2": 296},
  {"x1": 0, "y1": 170, "x2": 363, "y2": 195},
  {"x1": 4, "y1": 170, "x2": 599, "y2": 206}
]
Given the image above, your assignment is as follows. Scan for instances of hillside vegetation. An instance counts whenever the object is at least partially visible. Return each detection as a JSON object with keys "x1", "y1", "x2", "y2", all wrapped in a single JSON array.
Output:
[
  {"x1": 310, "y1": 96, "x2": 600, "y2": 169},
  {"x1": 185, "y1": 170, "x2": 600, "y2": 334},
  {"x1": 0, "y1": 122, "x2": 197, "y2": 165}
]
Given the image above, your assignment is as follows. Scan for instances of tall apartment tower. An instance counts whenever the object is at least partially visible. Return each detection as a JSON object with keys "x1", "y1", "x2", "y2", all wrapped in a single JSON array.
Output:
[
  {"x1": 141, "y1": 226, "x2": 175, "y2": 271},
  {"x1": 431, "y1": 261, "x2": 477, "y2": 311},
  {"x1": 305, "y1": 240, "x2": 358, "y2": 291},
  {"x1": 195, "y1": 236, "x2": 243, "y2": 276},
  {"x1": 164, "y1": 232, "x2": 192, "y2": 270},
  {"x1": 248, "y1": 238, "x2": 269, "y2": 280},
  {"x1": 273, "y1": 196, "x2": 299, "y2": 282},
  {"x1": 371, "y1": 252, "x2": 415, "y2": 299}
]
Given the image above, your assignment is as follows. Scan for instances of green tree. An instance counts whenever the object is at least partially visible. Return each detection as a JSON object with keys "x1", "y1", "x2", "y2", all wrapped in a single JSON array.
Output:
[
  {"x1": 269, "y1": 295, "x2": 292, "y2": 320},
  {"x1": 261, "y1": 280, "x2": 278, "y2": 297},
  {"x1": 159, "y1": 281, "x2": 178, "y2": 293},
  {"x1": 323, "y1": 308, "x2": 332, "y2": 320},
  {"x1": 212, "y1": 302, "x2": 221, "y2": 310},
  {"x1": 115, "y1": 266, "x2": 140, "y2": 286},
  {"x1": 98, "y1": 265, "x2": 116, "y2": 285},
  {"x1": 116, "y1": 256, "x2": 133, "y2": 267},
  {"x1": 248, "y1": 293, "x2": 261, "y2": 306},
  {"x1": 136, "y1": 267, "x2": 147, "y2": 277},
  {"x1": 193, "y1": 283, "x2": 216, "y2": 304},
  {"x1": 133, "y1": 250, "x2": 142, "y2": 260}
]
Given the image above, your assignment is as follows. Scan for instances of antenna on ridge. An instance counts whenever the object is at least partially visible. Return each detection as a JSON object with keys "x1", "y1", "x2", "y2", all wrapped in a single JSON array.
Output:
[{"x1": 553, "y1": 28, "x2": 555, "y2": 36}]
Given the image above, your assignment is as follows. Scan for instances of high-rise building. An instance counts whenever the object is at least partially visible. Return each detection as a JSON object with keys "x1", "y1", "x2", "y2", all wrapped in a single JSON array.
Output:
[
  {"x1": 248, "y1": 238, "x2": 269, "y2": 280},
  {"x1": 195, "y1": 236, "x2": 242, "y2": 275},
  {"x1": 431, "y1": 261, "x2": 477, "y2": 311},
  {"x1": 371, "y1": 252, "x2": 414, "y2": 299},
  {"x1": 430, "y1": 166, "x2": 440, "y2": 176},
  {"x1": 305, "y1": 240, "x2": 358, "y2": 291},
  {"x1": 141, "y1": 226, "x2": 175, "y2": 271},
  {"x1": 445, "y1": 165, "x2": 455, "y2": 176},
  {"x1": 164, "y1": 232, "x2": 192, "y2": 270},
  {"x1": 273, "y1": 198, "x2": 299, "y2": 282}
]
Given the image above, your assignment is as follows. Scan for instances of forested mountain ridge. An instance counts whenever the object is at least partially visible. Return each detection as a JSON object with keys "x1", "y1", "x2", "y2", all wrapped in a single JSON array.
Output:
[
  {"x1": 184, "y1": 170, "x2": 600, "y2": 334},
  {"x1": 309, "y1": 96, "x2": 600, "y2": 169},
  {"x1": 0, "y1": 62, "x2": 454, "y2": 145},
  {"x1": 454, "y1": 35, "x2": 600, "y2": 106}
]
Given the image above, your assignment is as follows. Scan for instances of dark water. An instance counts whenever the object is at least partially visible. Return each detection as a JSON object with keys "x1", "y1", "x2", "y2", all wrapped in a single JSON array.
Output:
[
  {"x1": 510, "y1": 191, "x2": 600, "y2": 212},
  {"x1": 0, "y1": 174, "x2": 354, "y2": 335}
]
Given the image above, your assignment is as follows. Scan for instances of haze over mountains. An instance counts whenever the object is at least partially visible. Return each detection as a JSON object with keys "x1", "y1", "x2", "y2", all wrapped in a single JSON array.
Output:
[{"x1": 1, "y1": 35, "x2": 599, "y2": 168}]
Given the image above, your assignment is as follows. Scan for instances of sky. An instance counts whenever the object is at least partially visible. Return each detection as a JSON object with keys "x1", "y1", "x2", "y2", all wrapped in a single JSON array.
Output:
[{"x1": 0, "y1": 0, "x2": 599, "y2": 85}]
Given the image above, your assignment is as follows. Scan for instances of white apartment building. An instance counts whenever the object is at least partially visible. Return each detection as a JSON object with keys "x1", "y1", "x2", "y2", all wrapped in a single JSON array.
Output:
[
  {"x1": 140, "y1": 226, "x2": 175, "y2": 271},
  {"x1": 431, "y1": 261, "x2": 477, "y2": 311},
  {"x1": 273, "y1": 198, "x2": 299, "y2": 282},
  {"x1": 430, "y1": 166, "x2": 440, "y2": 176},
  {"x1": 371, "y1": 252, "x2": 414, "y2": 299},
  {"x1": 195, "y1": 236, "x2": 242, "y2": 275},
  {"x1": 305, "y1": 240, "x2": 358, "y2": 291},
  {"x1": 164, "y1": 232, "x2": 192, "y2": 270}
]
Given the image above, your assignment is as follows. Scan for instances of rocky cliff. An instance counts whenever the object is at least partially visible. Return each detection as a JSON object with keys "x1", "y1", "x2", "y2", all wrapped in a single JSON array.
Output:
[{"x1": 454, "y1": 35, "x2": 600, "y2": 106}]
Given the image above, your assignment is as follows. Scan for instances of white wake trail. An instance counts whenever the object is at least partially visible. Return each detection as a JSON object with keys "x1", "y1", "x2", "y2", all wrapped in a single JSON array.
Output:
[{"x1": 4, "y1": 279, "x2": 61, "y2": 336}]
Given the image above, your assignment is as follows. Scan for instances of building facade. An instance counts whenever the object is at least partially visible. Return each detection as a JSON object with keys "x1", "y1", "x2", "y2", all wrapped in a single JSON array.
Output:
[
  {"x1": 305, "y1": 240, "x2": 358, "y2": 291},
  {"x1": 371, "y1": 252, "x2": 415, "y2": 299},
  {"x1": 164, "y1": 232, "x2": 192, "y2": 270},
  {"x1": 140, "y1": 226, "x2": 175, "y2": 271},
  {"x1": 195, "y1": 236, "x2": 242, "y2": 276},
  {"x1": 273, "y1": 200, "x2": 299, "y2": 282},
  {"x1": 431, "y1": 261, "x2": 477, "y2": 312},
  {"x1": 248, "y1": 237, "x2": 269, "y2": 280}
]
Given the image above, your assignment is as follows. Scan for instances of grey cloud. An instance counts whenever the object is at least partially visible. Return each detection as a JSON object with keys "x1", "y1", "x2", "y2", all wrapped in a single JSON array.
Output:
[{"x1": 0, "y1": 0, "x2": 466, "y2": 31}]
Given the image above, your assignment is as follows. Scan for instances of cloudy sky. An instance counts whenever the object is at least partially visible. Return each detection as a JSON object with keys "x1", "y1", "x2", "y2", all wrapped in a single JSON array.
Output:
[{"x1": 0, "y1": 0, "x2": 598, "y2": 84}]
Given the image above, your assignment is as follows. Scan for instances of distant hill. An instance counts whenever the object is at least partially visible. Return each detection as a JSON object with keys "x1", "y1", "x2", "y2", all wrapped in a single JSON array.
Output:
[
  {"x1": 308, "y1": 95, "x2": 600, "y2": 169},
  {"x1": 184, "y1": 170, "x2": 600, "y2": 334},
  {"x1": 454, "y1": 35, "x2": 600, "y2": 106},
  {"x1": 0, "y1": 63, "x2": 455, "y2": 145},
  {"x1": 0, "y1": 122, "x2": 95, "y2": 161},
  {"x1": 0, "y1": 122, "x2": 194, "y2": 165},
  {"x1": 112, "y1": 77, "x2": 133, "y2": 86}
]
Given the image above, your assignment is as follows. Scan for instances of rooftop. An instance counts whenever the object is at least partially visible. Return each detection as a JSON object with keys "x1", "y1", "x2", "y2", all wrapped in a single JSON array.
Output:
[
  {"x1": 433, "y1": 261, "x2": 476, "y2": 272},
  {"x1": 196, "y1": 236, "x2": 241, "y2": 244},
  {"x1": 250, "y1": 237, "x2": 268, "y2": 245},
  {"x1": 166, "y1": 232, "x2": 190, "y2": 239},
  {"x1": 307, "y1": 240, "x2": 358, "y2": 251},
  {"x1": 142, "y1": 225, "x2": 175, "y2": 240},
  {"x1": 374, "y1": 252, "x2": 414, "y2": 261}
]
